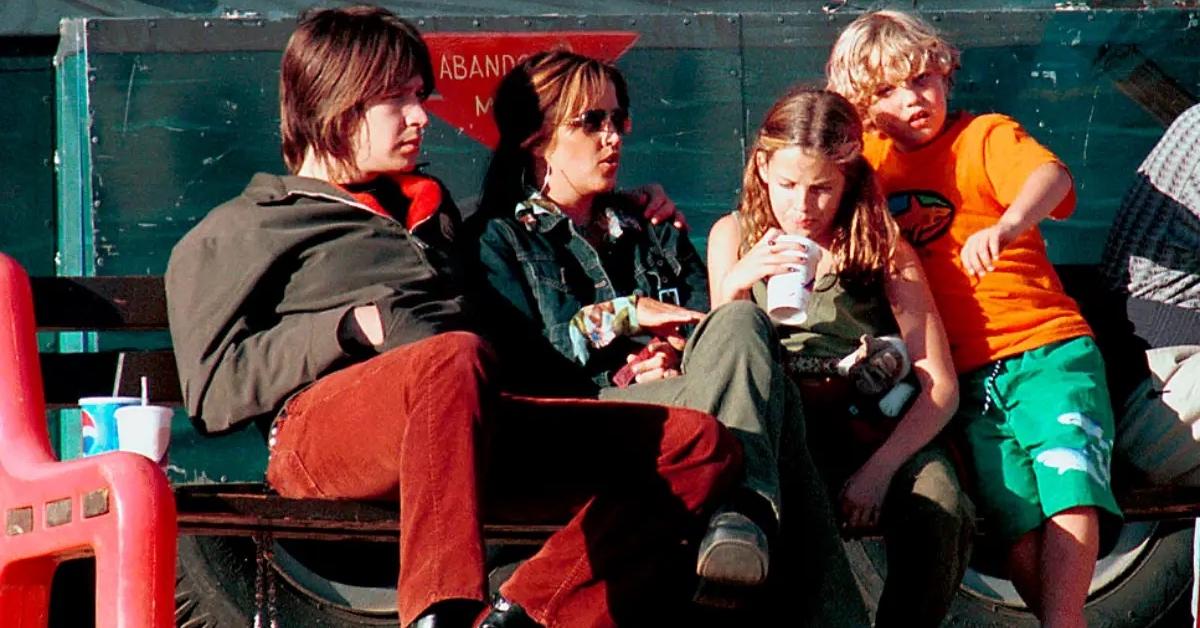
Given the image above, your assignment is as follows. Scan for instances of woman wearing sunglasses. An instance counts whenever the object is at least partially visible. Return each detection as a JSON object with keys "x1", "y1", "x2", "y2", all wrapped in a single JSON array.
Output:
[{"x1": 473, "y1": 50, "x2": 864, "y2": 624}]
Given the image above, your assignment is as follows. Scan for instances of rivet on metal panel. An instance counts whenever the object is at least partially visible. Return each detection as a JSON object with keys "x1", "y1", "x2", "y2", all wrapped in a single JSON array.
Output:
[
  {"x1": 1088, "y1": 13, "x2": 1095, "y2": 21},
  {"x1": 777, "y1": 16, "x2": 785, "y2": 24},
  {"x1": 728, "y1": 16, "x2": 736, "y2": 24},
  {"x1": 577, "y1": 18, "x2": 586, "y2": 26},
  {"x1": 203, "y1": 20, "x2": 212, "y2": 28},
  {"x1": 729, "y1": 69, "x2": 738, "y2": 77},
  {"x1": 45, "y1": 498, "x2": 72, "y2": 527},
  {"x1": 683, "y1": 17, "x2": 691, "y2": 26},
  {"x1": 932, "y1": 14, "x2": 942, "y2": 22},
  {"x1": 472, "y1": 19, "x2": 481, "y2": 27},
  {"x1": 83, "y1": 488, "x2": 110, "y2": 518},
  {"x1": 91, "y1": 136, "x2": 99, "y2": 144},
  {"x1": 92, "y1": 200, "x2": 101, "y2": 209},
  {"x1": 523, "y1": 19, "x2": 531, "y2": 26},
  {"x1": 629, "y1": 18, "x2": 637, "y2": 26},
  {"x1": 417, "y1": 19, "x2": 425, "y2": 26},
  {"x1": 88, "y1": 74, "x2": 96, "y2": 83},
  {"x1": 6, "y1": 507, "x2": 33, "y2": 535},
  {"x1": 148, "y1": 20, "x2": 157, "y2": 29}
]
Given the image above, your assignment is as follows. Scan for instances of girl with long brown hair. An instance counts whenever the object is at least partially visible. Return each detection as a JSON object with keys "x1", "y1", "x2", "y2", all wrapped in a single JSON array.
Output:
[{"x1": 707, "y1": 88, "x2": 972, "y2": 627}]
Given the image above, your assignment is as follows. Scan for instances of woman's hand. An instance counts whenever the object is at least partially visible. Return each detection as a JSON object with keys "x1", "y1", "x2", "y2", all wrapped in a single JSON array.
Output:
[
  {"x1": 636, "y1": 297, "x2": 704, "y2": 338},
  {"x1": 838, "y1": 457, "x2": 900, "y2": 532},
  {"x1": 718, "y1": 228, "x2": 808, "y2": 301},
  {"x1": 629, "y1": 183, "x2": 688, "y2": 230},
  {"x1": 624, "y1": 338, "x2": 683, "y2": 383}
]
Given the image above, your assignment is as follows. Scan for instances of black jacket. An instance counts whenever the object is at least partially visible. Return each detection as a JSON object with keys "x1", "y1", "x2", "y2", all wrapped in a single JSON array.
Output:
[{"x1": 165, "y1": 173, "x2": 469, "y2": 434}]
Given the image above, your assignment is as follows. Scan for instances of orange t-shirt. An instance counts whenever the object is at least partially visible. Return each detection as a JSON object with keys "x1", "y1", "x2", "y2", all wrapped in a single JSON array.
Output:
[{"x1": 863, "y1": 113, "x2": 1092, "y2": 373}]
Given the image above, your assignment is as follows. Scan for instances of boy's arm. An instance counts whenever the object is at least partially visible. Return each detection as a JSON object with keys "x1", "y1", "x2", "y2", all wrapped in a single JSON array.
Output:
[{"x1": 961, "y1": 162, "x2": 1073, "y2": 277}]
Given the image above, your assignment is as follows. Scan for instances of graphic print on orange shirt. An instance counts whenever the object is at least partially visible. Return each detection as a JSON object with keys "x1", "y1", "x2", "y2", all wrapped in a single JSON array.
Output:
[{"x1": 886, "y1": 190, "x2": 955, "y2": 247}]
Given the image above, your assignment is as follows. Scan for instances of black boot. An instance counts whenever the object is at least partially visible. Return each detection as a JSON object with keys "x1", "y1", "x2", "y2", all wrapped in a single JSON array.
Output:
[
  {"x1": 477, "y1": 595, "x2": 542, "y2": 628},
  {"x1": 408, "y1": 599, "x2": 485, "y2": 628}
]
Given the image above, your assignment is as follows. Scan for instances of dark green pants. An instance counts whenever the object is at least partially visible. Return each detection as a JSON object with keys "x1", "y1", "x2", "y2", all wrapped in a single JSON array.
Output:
[
  {"x1": 602, "y1": 301, "x2": 868, "y2": 626},
  {"x1": 811, "y1": 436, "x2": 974, "y2": 628}
]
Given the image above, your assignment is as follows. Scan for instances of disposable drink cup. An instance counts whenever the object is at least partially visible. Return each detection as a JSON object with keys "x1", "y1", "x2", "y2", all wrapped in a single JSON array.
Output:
[
  {"x1": 115, "y1": 405, "x2": 173, "y2": 469},
  {"x1": 79, "y1": 396, "x2": 141, "y2": 456},
  {"x1": 766, "y1": 234, "x2": 822, "y2": 326}
]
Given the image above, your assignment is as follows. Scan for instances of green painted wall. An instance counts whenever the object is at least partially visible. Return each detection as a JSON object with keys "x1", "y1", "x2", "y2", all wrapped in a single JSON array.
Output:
[{"x1": 0, "y1": 37, "x2": 56, "y2": 276}]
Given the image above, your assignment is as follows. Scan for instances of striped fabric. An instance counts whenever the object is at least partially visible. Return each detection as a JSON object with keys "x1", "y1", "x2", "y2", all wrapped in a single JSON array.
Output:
[{"x1": 1102, "y1": 104, "x2": 1200, "y2": 308}]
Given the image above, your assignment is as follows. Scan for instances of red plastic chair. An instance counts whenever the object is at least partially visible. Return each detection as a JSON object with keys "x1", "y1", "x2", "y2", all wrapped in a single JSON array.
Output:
[{"x1": 0, "y1": 253, "x2": 175, "y2": 627}]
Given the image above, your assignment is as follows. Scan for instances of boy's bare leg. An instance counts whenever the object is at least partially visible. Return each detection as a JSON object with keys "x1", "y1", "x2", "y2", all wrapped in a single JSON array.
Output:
[
  {"x1": 1007, "y1": 529, "x2": 1042, "y2": 617},
  {"x1": 1040, "y1": 507, "x2": 1100, "y2": 628}
]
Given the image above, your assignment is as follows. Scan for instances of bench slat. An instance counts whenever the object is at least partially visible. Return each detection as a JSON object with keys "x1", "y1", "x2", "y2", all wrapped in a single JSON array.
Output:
[
  {"x1": 32, "y1": 276, "x2": 168, "y2": 330},
  {"x1": 1115, "y1": 485, "x2": 1200, "y2": 520},
  {"x1": 169, "y1": 483, "x2": 1200, "y2": 543},
  {"x1": 175, "y1": 486, "x2": 564, "y2": 544},
  {"x1": 41, "y1": 350, "x2": 181, "y2": 407}
]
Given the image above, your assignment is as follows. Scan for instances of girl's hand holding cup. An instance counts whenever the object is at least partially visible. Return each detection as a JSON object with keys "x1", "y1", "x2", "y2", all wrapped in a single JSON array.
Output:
[
  {"x1": 721, "y1": 228, "x2": 808, "y2": 298},
  {"x1": 765, "y1": 233, "x2": 821, "y2": 326}
]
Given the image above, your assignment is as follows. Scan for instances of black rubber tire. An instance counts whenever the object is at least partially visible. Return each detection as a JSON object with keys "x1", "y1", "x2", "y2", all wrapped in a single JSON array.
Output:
[
  {"x1": 845, "y1": 521, "x2": 1194, "y2": 627},
  {"x1": 175, "y1": 535, "x2": 401, "y2": 627}
]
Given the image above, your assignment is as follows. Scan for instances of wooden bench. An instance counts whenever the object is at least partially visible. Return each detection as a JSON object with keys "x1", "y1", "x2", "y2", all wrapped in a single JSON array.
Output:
[{"x1": 30, "y1": 271, "x2": 1200, "y2": 545}]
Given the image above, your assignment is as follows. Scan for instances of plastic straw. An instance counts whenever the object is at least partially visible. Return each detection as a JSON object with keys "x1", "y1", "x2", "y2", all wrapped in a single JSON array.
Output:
[
  {"x1": 141, "y1": 376, "x2": 149, "y2": 406},
  {"x1": 112, "y1": 352, "x2": 125, "y2": 397}
]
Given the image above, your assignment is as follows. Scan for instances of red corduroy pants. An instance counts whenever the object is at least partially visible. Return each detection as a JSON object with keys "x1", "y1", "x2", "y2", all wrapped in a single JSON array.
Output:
[{"x1": 266, "y1": 332, "x2": 740, "y2": 627}]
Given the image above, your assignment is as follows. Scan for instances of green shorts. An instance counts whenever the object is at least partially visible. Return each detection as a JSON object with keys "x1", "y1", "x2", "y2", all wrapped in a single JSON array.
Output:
[{"x1": 959, "y1": 336, "x2": 1122, "y2": 542}]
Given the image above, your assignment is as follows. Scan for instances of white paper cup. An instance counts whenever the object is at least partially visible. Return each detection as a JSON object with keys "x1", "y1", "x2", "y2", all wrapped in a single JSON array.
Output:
[
  {"x1": 766, "y1": 235, "x2": 821, "y2": 326},
  {"x1": 115, "y1": 405, "x2": 173, "y2": 469}
]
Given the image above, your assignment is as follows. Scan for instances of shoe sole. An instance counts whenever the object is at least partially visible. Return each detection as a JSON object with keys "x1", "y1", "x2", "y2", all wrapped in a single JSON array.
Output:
[{"x1": 695, "y1": 538, "x2": 768, "y2": 587}]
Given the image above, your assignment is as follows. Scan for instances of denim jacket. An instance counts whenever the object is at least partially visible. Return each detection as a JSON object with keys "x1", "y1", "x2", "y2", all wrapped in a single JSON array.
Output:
[{"x1": 477, "y1": 191, "x2": 709, "y2": 385}]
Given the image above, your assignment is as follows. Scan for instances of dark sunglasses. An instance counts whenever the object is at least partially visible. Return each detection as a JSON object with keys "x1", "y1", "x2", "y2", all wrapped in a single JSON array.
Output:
[{"x1": 566, "y1": 108, "x2": 632, "y2": 135}]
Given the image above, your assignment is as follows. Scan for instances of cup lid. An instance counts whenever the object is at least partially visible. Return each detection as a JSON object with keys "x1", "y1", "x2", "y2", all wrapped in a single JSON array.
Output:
[{"x1": 79, "y1": 396, "x2": 142, "y2": 405}]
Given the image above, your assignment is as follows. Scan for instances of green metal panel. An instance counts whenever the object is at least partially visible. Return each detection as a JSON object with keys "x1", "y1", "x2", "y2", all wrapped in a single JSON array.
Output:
[
  {"x1": 0, "y1": 39, "x2": 56, "y2": 276},
  {"x1": 55, "y1": 20, "x2": 94, "y2": 280},
  {"x1": 61, "y1": 13, "x2": 749, "y2": 274},
  {"x1": 13, "y1": 0, "x2": 1197, "y2": 36}
]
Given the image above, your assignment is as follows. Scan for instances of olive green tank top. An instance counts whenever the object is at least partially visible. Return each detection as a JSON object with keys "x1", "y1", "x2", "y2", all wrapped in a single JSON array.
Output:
[{"x1": 752, "y1": 273, "x2": 898, "y2": 360}]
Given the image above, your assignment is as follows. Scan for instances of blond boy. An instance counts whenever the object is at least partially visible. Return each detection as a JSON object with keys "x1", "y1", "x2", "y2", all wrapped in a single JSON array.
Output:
[{"x1": 827, "y1": 11, "x2": 1120, "y2": 628}]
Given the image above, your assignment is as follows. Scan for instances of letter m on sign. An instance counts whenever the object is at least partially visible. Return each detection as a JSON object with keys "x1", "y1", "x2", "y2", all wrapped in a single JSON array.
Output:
[{"x1": 422, "y1": 32, "x2": 639, "y2": 147}]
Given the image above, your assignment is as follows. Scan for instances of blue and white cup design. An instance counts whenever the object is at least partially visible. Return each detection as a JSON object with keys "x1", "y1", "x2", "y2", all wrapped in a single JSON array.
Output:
[{"x1": 79, "y1": 396, "x2": 141, "y2": 456}]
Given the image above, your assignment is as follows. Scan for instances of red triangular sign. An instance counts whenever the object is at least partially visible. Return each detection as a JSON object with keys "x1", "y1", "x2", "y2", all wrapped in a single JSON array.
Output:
[{"x1": 422, "y1": 31, "x2": 639, "y2": 148}]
